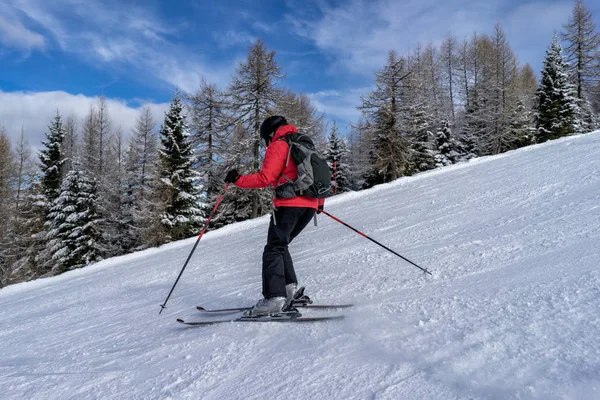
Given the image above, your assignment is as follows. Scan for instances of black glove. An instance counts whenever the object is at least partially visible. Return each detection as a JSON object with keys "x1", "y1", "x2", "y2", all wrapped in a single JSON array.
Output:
[
  {"x1": 225, "y1": 169, "x2": 241, "y2": 183},
  {"x1": 317, "y1": 204, "x2": 324, "y2": 214}
]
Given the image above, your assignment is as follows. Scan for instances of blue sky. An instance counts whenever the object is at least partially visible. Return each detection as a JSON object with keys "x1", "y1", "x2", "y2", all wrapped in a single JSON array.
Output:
[{"x1": 1, "y1": 0, "x2": 598, "y2": 148}]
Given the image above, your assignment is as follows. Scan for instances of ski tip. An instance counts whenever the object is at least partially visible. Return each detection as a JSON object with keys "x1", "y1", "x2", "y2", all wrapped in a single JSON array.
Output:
[
  {"x1": 196, "y1": 306, "x2": 206, "y2": 311},
  {"x1": 176, "y1": 318, "x2": 186, "y2": 323}
]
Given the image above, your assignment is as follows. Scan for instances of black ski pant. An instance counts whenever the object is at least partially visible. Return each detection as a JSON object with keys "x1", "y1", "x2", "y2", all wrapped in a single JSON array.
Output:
[{"x1": 262, "y1": 207, "x2": 316, "y2": 299}]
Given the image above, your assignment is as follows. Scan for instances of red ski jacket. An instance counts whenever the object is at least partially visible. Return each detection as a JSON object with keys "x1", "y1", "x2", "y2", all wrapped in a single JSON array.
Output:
[{"x1": 235, "y1": 124, "x2": 325, "y2": 210}]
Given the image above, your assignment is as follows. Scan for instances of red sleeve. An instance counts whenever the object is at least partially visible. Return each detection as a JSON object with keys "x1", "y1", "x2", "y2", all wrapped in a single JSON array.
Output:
[
  {"x1": 235, "y1": 140, "x2": 289, "y2": 189},
  {"x1": 318, "y1": 198, "x2": 325, "y2": 206}
]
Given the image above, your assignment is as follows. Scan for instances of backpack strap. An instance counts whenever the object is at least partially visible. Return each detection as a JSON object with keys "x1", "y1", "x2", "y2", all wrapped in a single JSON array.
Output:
[{"x1": 277, "y1": 137, "x2": 295, "y2": 184}]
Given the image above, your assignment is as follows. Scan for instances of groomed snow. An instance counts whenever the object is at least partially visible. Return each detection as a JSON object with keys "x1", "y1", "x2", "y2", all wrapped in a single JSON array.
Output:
[{"x1": 1, "y1": 131, "x2": 599, "y2": 400}]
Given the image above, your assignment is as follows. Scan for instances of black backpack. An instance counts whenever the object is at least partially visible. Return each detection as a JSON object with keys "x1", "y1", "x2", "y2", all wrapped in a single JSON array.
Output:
[{"x1": 275, "y1": 133, "x2": 333, "y2": 199}]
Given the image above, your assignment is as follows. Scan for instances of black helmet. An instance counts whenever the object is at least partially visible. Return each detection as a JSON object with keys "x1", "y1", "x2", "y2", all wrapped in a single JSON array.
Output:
[{"x1": 260, "y1": 115, "x2": 287, "y2": 145}]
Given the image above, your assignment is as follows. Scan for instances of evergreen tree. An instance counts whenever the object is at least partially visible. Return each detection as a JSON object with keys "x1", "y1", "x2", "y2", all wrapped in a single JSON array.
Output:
[
  {"x1": 325, "y1": 122, "x2": 352, "y2": 193},
  {"x1": 405, "y1": 103, "x2": 436, "y2": 174},
  {"x1": 536, "y1": 36, "x2": 578, "y2": 142},
  {"x1": 158, "y1": 92, "x2": 205, "y2": 242},
  {"x1": 433, "y1": 120, "x2": 462, "y2": 167},
  {"x1": 508, "y1": 99, "x2": 536, "y2": 149},
  {"x1": 39, "y1": 112, "x2": 66, "y2": 208},
  {"x1": 44, "y1": 166, "x2": 103, "y2": 273}
]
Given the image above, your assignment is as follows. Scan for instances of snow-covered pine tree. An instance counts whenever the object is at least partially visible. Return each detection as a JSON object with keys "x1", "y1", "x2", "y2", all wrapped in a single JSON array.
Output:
[
  {"x1": 44, "y1": 165, "x2": 103, "y2": 273},
  {"x1": 402, "y1": 53, "x2": 438, "y2": 175},
  {"x1": 433, "y1": 119, "x2": 462, "y2": 167},
  {"x1": 325, "y1": 122, "x2": 352, "y2": 193},
  {"x1": 229, "y1": 39, "x2": 283, "y2": 219},
  {"x1": 158, "y1": 91, "x2": 205, "y2": 242},
  {"x1": 39, "y1": 112, "x2": 66, "y2": 209},
  {"x1": 405, "y1": 106, "x2": 436, "y2": 174},
  {"x1": 574, "y1": 99, "x2": 599, "y2": 133},
  {"x1": 359, "y1": 51, "x2": 412, "y2": 185},
  {"x1": 536, "y1": 36, "x2": 577, "y2": 142},
  {"x1": 508, "y1": 99, "x2": 536, "y2": 149},
  {"x1": 34, "y1": 112, "x2": 69, "y2": 270}
]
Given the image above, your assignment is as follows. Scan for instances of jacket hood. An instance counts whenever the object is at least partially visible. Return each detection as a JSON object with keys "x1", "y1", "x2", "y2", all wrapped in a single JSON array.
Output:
[{"x1": 272, "y1": 124, "x2": 298, "y2": 142}]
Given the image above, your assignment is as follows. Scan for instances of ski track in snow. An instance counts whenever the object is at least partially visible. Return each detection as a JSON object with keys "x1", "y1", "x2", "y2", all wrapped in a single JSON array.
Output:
[{"x1": 1, "y1": 132, "x2": 600, "y2": 399}]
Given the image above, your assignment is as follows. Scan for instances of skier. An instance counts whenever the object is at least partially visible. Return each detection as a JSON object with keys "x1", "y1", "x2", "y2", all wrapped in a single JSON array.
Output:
[{"x1": 224, "y1": 116, "x2": 325, "y2": 316}]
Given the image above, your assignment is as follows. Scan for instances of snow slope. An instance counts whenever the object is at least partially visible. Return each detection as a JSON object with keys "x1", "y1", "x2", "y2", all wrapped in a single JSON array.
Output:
[{"x1": 1, "y1": 132, "x2": 600, "y2": 400}]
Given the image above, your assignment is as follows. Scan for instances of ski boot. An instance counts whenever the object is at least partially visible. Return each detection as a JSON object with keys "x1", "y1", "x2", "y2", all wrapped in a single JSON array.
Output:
[
  {"x1": 243, "y1": 297, "x2": 286, "y2": 317},
  {"x1": 283, "y1": 285, "x2": 313, "y2": 311}
]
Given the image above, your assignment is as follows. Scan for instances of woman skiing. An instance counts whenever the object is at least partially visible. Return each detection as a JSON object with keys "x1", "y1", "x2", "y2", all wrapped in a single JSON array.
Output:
[{"x1": 224, "y1": 116, "x2": 325, "y2": 316}]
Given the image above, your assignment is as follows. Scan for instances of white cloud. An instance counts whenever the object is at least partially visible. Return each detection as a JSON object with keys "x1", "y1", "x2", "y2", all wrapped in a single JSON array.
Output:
[
  {"x1": 291, "y1": 0, "x2": 575, "y2": 77},
  {"x1": 214, "y1": 30, "x2": 256, "y2": 48},
  {"x1": 308, "y1": 87, "x2": 370, "y2": 129},
  {"x1": 0, "y1": 90, "x2": 169, "y2": 150},
  {"x1": 0, "y1": 14, "x2": 46, "y2": 51},
  {"x1": 3, "y1": 0, "x2": 235, "y2": 91},
  {"x1": 148, "y1": 54, "x2": 238, "y2": 94}
]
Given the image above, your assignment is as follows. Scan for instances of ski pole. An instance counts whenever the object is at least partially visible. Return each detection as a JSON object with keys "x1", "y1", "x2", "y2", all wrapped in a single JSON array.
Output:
[
  {"x1": 159, "y1": 183, "x2": 231, "y2": 314},
  {"x1": 321, "y1": 210, "x2": 432, "y2": 276}
]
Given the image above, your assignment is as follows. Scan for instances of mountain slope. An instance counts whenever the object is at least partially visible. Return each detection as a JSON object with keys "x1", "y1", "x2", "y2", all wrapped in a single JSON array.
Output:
[{"x1": 1, "y1": 132, "x2": 599, "y2": 400}]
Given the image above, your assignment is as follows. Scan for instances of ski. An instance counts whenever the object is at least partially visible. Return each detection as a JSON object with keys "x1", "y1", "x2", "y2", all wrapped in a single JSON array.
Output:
[
  {"x1": 177, "y1": 314, "x2": 345, "y2": 326},
  {"x1": 196, "y1": 303, "x2": 353, "y2": 313}
]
